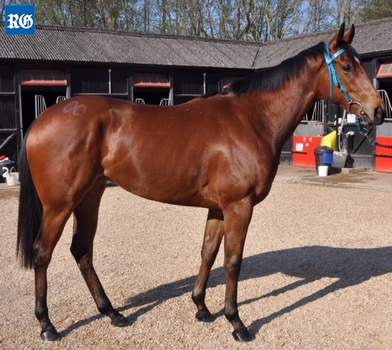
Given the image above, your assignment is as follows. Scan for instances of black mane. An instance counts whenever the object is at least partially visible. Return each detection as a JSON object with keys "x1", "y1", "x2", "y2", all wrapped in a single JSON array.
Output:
[{"x1": 230, "y1": 42, "x2": 325, "y2": 95}]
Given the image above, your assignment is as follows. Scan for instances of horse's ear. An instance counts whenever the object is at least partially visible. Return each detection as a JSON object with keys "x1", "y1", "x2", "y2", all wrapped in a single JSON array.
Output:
[
  {"x1": 343, "y1": 24, "x2": 355, "y2": 44},
  {"x1": 330, "y1": 22, "x2": 345, "y2": 48}
]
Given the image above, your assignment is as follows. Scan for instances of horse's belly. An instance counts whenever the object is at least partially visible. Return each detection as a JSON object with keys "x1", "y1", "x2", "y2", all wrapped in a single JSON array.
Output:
[
  {"x1": 120, "y1": 178, "x2": 217, "y2": 208},
  {"x1": 104, "y1": 160, "x2": 216, "y2": 207}
]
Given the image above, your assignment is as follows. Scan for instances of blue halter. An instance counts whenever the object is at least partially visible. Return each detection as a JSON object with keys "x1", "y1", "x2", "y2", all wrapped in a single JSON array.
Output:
[{"x1": 323, "y1": 43, "x2": 353, "y2": 104}]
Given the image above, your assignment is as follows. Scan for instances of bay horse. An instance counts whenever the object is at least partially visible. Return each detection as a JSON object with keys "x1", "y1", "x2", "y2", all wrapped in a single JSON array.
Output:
[{"x1": 17, "y1": 23, "x2": 385, "y2": 342}]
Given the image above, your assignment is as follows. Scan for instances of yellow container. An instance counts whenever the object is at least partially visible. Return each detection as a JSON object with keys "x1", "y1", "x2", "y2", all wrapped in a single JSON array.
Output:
[{"x1": 321, "y1": 130, "x2": 337, "y2": 151}]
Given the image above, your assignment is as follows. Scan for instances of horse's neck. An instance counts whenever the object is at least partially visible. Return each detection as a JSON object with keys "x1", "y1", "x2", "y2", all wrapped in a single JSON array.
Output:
[{"x1": 248, "y1": 62, "x2": 321, "y2": 152}]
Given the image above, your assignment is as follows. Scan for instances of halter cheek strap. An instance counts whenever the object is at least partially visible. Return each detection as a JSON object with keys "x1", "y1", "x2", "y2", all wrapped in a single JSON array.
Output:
[{"x1": 323, "y1": 43, "x2": 353, "y2": 104}]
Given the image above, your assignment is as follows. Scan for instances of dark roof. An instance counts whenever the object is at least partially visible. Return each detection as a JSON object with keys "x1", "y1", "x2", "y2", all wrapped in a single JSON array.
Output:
[
  {"x1": 0, "y1": 17, "x2": 391, "y2": 70},
  {"x1": 254, "y1": 17, "x2": 392, "y2": 69},
  {"x1": 0, "y1": 25, "x2": 258, "y2": 69}
]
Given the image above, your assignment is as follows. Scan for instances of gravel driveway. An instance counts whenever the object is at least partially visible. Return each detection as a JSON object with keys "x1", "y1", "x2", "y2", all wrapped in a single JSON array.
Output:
[{"x1": 1, "y1": 178, "x2": 392, "y2": 349}]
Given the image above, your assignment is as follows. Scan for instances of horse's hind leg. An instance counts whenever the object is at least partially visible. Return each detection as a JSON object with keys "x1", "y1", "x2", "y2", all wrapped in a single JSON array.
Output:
[
  {"x1": 70, "y1": 183, "x2": 127, "y2": 327},
  {"x1": 34, "y1": 206, "x2": 72, "y2": 341},
  {"x1": 192, "y1": 209, "x2": 224, "y2": 322}
]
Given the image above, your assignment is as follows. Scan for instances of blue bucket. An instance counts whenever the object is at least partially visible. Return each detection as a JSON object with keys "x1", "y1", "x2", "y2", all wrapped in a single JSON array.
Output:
[{"x1": 322, "y1": 150, "x2": 333, "y2": 165}]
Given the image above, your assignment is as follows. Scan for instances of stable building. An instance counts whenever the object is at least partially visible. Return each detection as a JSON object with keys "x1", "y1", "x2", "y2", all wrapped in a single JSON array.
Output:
[{"x1": 0, "y1": 17, "x2": 391, "y2": 171}]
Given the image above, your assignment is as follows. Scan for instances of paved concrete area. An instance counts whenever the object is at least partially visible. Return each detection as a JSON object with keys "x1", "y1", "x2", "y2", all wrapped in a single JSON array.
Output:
[{"x1": 276, "y1": 164, "x2": 392, "y2": 193}]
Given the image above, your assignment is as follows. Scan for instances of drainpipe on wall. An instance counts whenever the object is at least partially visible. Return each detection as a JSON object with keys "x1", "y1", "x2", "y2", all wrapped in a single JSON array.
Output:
[
  {"x1": 108, "y1": 69, "x2": 112, "y2": 94},
  {"x1": 169, "y1": 76, "x2": 174, "y2": 105}
]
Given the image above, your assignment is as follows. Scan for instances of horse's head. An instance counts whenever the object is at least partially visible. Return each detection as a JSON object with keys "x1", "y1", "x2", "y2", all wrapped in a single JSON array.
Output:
[{"x1": 318, "y1": 23, "x2": 385, "y2": 125}]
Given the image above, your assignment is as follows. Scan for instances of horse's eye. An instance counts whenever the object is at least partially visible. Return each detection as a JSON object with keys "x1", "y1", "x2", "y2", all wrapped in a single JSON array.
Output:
[{"x1": 342, "y1": 64, "x2": 353, "y2": 73}]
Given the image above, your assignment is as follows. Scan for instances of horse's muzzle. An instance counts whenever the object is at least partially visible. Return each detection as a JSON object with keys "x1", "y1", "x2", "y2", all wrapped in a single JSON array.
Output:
[{"x1": 374, "y1": 107, "x2": 386, "y2": 125}]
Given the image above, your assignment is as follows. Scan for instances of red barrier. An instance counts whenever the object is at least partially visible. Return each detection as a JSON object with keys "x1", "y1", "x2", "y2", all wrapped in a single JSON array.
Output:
[
  {"x1": 375, "y1": 137, "x2": 392, "y2": 173},
  {"x1": 292, "y1": 136, "x2": 322, "y2": 168}
]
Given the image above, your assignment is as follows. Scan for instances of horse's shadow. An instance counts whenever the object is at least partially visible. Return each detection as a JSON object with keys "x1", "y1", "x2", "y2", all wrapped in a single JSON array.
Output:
[{"x1": 60, "y1": 246, "x2": 392, "y2": 337}]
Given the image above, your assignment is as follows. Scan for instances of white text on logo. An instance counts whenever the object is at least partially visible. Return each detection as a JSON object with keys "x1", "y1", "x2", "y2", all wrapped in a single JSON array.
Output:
[{"x1": 7, "y1": 14, "x2": 34, "y2": 29}]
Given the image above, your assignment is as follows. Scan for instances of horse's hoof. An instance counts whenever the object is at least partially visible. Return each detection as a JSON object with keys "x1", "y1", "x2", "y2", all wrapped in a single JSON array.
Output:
[
  {"x1": 40, "y1": 329, "x2": 59, "y2": 342},
  {"x1": 111, "y1": 313, "x2": 128, "y2": 327},
  {"x1": 232, "y1": 328, "x2": 254, "y2": 342},
  {"x1": 195, "y1": 309, "x2": 214, "y2": 322}
]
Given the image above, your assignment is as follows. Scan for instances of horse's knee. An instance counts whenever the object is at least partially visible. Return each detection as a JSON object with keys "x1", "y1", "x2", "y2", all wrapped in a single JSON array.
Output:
[{"x1": 224, "y1": 255, "x2": 242, "y2": 274}]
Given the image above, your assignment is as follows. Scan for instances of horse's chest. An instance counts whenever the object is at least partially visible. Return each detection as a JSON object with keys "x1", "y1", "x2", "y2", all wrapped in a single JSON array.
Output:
[{"x1": 253, "y1": 161, "x2": 279, "y2": 204}]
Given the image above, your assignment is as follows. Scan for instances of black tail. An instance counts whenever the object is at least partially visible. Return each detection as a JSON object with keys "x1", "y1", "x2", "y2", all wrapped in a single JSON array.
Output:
[{"x1": 17, "y1": 135, "x2": 42, "y2": 269}]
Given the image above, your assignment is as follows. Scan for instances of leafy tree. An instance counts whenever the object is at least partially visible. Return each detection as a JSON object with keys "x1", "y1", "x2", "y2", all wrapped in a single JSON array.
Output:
[
  {"x1": 358, "y1": 0, "x2": 392, "y2": 20},
  {"x1": 2, "y1": 0, "x2": 389, "y2": 43}
]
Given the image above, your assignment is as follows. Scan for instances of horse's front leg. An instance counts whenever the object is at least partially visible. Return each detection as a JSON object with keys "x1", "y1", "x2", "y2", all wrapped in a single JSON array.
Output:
[{"x1": 223, "y1": 198, "x2": 254, "y2": 342}]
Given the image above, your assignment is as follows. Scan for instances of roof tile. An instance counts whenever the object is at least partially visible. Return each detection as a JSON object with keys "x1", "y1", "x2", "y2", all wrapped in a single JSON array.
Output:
[
  {"x1": 254, "y1": 18, "x2": 392, "y2": 68},
  {"x1": 0, "y1": 17, "x2": 391, "y2": 69}
]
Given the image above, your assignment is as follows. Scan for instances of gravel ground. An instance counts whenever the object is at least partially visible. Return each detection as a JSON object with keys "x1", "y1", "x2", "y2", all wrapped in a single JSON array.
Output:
[{"x1": 1, "y1": 178, "x2": 392, "y2": 350}]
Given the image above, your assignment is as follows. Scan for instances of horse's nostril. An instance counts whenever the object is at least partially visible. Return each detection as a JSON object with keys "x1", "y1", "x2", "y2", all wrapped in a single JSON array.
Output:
[{"x1": 375, "y1": 107, "x2": 385, "y2": 125}]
